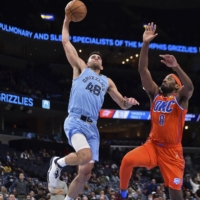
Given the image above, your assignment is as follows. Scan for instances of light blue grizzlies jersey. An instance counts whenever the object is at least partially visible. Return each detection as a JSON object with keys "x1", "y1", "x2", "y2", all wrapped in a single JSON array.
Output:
[{"x1": 68, "y1": 67, "x2": 109, "y2": 120}]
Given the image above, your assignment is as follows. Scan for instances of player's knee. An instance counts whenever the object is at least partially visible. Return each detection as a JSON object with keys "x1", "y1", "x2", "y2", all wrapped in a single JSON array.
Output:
[
  {"x1": 122, "y1": 153, "x2": 133, "y2": 166},
  {"x1": 77, "y1": 171, "x2": 91, "y2": 183},
  {"x1": 78, "y1": 173, "x2": 91, "y2": 183},
  {"x1": 77, "y1": 149, "x2": 92, "y2": 165}
]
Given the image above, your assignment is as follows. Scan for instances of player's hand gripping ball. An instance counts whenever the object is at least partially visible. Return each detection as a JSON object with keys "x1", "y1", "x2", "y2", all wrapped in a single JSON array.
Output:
[{"x1": 65, "y1": 0, "x2": 87, "y2": 22}]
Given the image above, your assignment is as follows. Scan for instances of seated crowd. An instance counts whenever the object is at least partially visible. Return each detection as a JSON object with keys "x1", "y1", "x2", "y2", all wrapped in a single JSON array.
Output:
[{"x1": 0, "y1": 140, "x2": 200, "y2": 200}]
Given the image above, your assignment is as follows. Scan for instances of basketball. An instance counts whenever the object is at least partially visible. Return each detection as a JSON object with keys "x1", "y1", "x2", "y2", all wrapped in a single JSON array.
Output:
[{"x1": 65, "y1": 0, "x2": 87, "y2": 22}]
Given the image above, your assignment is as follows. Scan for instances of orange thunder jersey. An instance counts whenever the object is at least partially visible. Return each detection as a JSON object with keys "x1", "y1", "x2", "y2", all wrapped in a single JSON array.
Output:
[{"x1": 149, "y1": 94, "x2": 187, "y2": 144}]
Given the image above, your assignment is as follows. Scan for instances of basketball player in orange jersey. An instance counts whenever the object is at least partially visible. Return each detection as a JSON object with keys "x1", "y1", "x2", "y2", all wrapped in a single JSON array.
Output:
[{"x1": 120, "y1": 22, "x2": 194, "y2": 200}]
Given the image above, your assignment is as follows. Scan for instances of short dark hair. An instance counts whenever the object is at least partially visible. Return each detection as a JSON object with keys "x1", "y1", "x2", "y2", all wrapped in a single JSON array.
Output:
[{"x1": 88, "y1": 51, "x2": 102, "y2": 59}]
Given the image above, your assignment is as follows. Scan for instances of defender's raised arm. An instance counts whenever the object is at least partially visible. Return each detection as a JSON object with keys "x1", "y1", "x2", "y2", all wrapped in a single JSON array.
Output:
[{"x1": 138, "y1": 23, "x2": 159, "y2": 101}]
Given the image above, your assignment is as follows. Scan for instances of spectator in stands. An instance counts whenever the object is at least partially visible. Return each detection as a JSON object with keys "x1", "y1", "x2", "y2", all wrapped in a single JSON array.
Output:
[
  {"x1": 8, "y1": 194, "x2": 17, "y2": 200},
  {"x1": 147, "y1": 179, "x2": 158, "y2": 196},
  {"x1": 0, "y1": 162, "x2": 5, "y2": 175},
  {"x1": 184, "y1": 190, "x2": 192, "y2": 199},
  {"x1": 34, "y1": 188, "x2": 46, "y2": 200},
  {"x1": 12, "y1": 153, "x2": 19, "y2": 163},
  {"x1": 12, "y1": 164, "x2": 23, "y2": 175},
  {"x1": 0, "y1": 193, "x2": 4, "y2": 200},
  {"x1": 34, "y1": 157, "x2": 43, "y2": 166},
  {"x1": 197, "y1": 173, "x2": 200, "y2": 183},
  {"x1": 29, "y1": 191, "x2": 35, "y2": 200},
  {"x1": 190, "y1": 176, "x2": 200, "y2": 194},
  {"x1": 27, "y1": 178, "x2": 34, "y2": 192},
  {"x1": 134, "y1": 189, "x2": 144, "y2": 200},
  {"x1": 127, "y1": 187, "x2": 136, "y2": 198},
  {"x1": 96, "y1": 190, "x2": 108, "y2": 200},
  {"x1": 41, "y1": 149, "x2": 50, "y2": 158},
  {"x1": 195, "y1": 188, "x2": 200, "y2": 200},
  {"x1": 156, "y1": 185, "x2": 164, "y2": 197},
  {"x1": 104, "y1": 186, "x2": 116, "y2": 199},
  {"x1": 183, "y1": 175, "x2": 192, "y2": 191},
  {"x1": 111, "y1": 172, "x2": 120, "y2": 182},
  {"x1": 89, "y1": 191, "x2": 96, "y2": 199},
  {"x1": 0, "y1": 186, "x2": 9, "y2": 199},
  {"x1": 48, "y1": 176, "x2": 68, "y2": 200},
  {"x1": 11, "y1": 173, "x2": 28, "y2": 200},
  {"x1": 75, "y1": 195, "x2": 81, "y2": 200},
  {"x1": 61, "y1": 172, "x2": 68, "y2": 185},
  {"x1": 29, "y1": 150, "x2": 36, "y2": 161},
  {"x1": 82, "y1": 196, "x2": 88, "y2": 200},
  {"x1": 97, "y1": 165, "x2": 104, "y2": 175},
  {"x1": 89, "y1": 173, "x2": 100, "y2": 184},
  {"x1": 20, "y1": 150, "x2": 30, "y2": 160},
  {"x1": 110, "y1": 194, "x2": 116, "y2": 200},
  {"x1": 50, "y1": 150, "x2": 56, "y2": 157},
  {"x1": 12, "y1": 189, "x2": 18, "y2": 198},
  {"x1": 67, "y1": 174, "x2": 72, "y2": 185},
  {"x1": 82, "y1": 184, "x2": 91, "y2": 196},
  {"x1": 3, "y1": 152, "x2": 12, "y2": 165},
  {"x1": 99, "y1": 195, "x2": 106, "y2": 200},
  {"x1": 98, "y1": 174, "x2": 107, "y2": 184},
  {"x1": 185, "y1": 154, "x2": 193, "y2": 170}
]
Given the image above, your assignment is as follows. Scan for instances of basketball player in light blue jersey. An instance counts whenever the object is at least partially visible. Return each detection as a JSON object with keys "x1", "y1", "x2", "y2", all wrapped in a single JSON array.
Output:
[{"x1": 47, "y1": 15, "x2": 139, "y2": 200}]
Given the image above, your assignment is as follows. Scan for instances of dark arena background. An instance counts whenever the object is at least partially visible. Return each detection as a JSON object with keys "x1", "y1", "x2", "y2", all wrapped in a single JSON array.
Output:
[{"x1": 0, "y1": 0, "x2": 200, "y2": 199}]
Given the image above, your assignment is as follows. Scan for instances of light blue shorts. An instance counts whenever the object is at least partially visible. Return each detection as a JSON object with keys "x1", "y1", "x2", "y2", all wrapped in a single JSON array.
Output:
[{"x1": 64, "y1": 114, "x2": 100, "y2": 161}]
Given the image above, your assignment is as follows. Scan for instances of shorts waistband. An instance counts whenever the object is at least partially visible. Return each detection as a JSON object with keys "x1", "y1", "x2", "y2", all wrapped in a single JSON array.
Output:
[
  {"x1": 149, "y1": 139, "x2": 182, "y2": 148},
  {"x1": 68, "y1": 113, "x2": 97, "y2": 124}
]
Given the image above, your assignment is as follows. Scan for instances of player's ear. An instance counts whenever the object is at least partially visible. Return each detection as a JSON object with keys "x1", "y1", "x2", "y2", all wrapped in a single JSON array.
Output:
[{"x1": 175, "y1": 84, "x2": 179, "y2": 90}]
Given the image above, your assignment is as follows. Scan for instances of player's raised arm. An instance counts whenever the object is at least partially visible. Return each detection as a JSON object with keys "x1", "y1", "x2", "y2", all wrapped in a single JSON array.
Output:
[
  {"x1": 107, "y1": 78, "x2": 139, "y2": 110},
  {"x1": 159, "y1": 54, "x2": 194, "y2": 100},
  {"x1": 138, "y1": 22, "x2": 159, "y2": 101},
  {"x1": 62, "y1": 15, "x2": 86, "y2": 77}
]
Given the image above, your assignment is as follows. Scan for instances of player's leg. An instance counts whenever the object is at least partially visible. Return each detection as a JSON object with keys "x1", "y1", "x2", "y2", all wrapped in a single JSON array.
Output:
[
  {"x1": 65, "y1": 122, "x2": 99, "y2": 200},
  {"x1": 158, "y1": 147, "x2": 184, "y2": 200},
  {"x1": 48, "y1": 133, "x2": 92, "y2": 187},
  {"x1": 120, "y1": 142, "x2": 157, "y2": 198},
  {"x1": 48, "y1": 115, "x2": 97, "y2": 187},
  {"x1": 66, "y1": 162, "x2": 94, "y2": 200},
  {"x1": 169, "y1": 188, "x2": 183, "y2": 200}
]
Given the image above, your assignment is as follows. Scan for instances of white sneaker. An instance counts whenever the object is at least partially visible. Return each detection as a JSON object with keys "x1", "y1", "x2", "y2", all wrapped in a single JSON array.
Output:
[{"x1": 47, "y1": 157, "x2": 62, "y2": 187}]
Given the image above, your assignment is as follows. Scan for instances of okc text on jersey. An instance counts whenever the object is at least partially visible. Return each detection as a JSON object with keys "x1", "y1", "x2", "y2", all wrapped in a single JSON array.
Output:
[{"x1": 153, "y1": 100, "x2": 175, "y2": 113}]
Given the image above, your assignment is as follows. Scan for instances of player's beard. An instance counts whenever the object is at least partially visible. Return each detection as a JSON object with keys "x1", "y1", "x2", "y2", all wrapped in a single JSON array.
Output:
[
  {"x1": 89, "y1": 63, "x2": 101, "y2": 71},
  {"x1": 160, "y1": 85, "x2": 174, "y2": 94}
]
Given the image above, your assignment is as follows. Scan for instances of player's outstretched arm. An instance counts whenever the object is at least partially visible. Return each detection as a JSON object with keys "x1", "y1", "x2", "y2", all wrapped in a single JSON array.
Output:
[
  {"x1": 62, "y1": 15, "x2": 86, "y2": 77},
  {"x1": 107, "y1": 78, "x2": 139, "y2": 110},
  {"x1": 159, "y1": 55, "x2": 194, "y2": 99},
  {"x1": 138, "y1": 22, "x2": 159, "y2": 101}
]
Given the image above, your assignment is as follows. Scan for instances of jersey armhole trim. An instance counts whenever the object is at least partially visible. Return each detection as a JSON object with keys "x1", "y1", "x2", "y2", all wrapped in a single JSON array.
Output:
[
  {"x1": 174, "y1": 96, "x2": 184, "y2": 110},
  {"x1": 72, "y1": 68, "x2": 87, "y2": 81}
]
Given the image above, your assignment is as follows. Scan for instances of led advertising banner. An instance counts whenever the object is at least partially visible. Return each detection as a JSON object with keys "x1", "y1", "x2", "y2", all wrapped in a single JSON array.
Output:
[
  {"x1": 100, "y1": 109, "x2": 200, "y2": 122},
  {"x1": 0, "y1": 22, "x2": 198, "y2": 54}
]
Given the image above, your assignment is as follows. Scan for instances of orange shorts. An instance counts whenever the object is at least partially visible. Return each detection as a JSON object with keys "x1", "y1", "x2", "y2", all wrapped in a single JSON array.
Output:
[{"x1": 136, "y1": 140, "x2": 184, "y2": 190}]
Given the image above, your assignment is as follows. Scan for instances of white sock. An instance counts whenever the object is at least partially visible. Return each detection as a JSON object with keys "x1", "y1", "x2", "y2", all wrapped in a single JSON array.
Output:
[
  {"x1": 65, "y1": 195, "x2": 73, "y2": 200},
  {"x1": 57, "y1": 157, "x2": 67, "y2": 167}
]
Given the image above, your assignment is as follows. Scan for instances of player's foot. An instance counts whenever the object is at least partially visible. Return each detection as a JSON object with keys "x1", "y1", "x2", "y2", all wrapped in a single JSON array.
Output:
[
  {"x1": 120, "y1": 189, "x2": 128, "y2": 199},
  {"x1": 47, "y1": 156, "x2": 62, "y2": 187}
]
